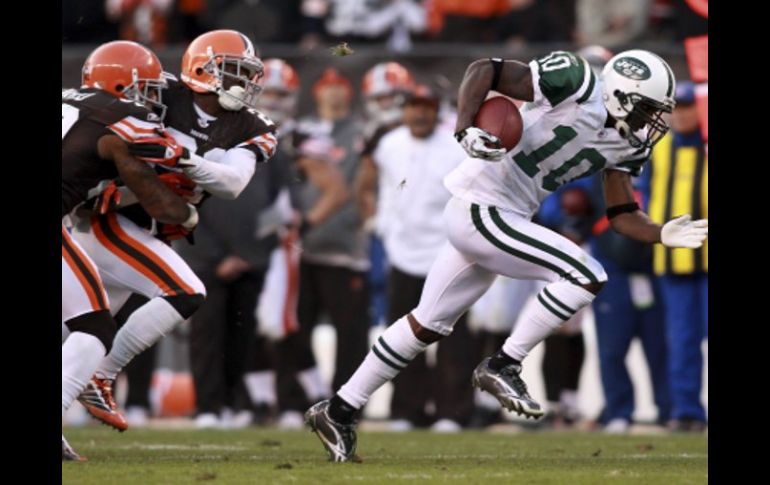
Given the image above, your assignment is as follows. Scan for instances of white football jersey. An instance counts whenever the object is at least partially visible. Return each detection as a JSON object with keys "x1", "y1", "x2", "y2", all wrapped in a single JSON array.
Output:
[{"x1": 445, "y1": 51, "x2": 650, "y2": 218}]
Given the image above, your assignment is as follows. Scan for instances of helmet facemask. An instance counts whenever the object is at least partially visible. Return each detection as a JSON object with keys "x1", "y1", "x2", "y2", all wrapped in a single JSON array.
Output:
[
  {"x1": 120, "y1": 68, "x2": 168, "y2": 121},
  {"x1": 613, "y1": 91, "x2": 673, "y2": 150},
  {"x1": 201, "y1": 48, "x2": 264, "y2": 111},
  {"x1": 365, "y1": 92, "x2": 408, "y2": 126}
]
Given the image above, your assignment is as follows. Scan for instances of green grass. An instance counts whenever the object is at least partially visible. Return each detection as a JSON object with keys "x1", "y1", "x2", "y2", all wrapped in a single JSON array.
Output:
[{"x1": 62, "y1": 427, "x2": 707, "y2": 484}]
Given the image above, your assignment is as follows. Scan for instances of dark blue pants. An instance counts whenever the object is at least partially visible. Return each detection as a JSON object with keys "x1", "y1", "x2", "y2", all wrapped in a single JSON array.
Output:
[
  {"x1": 594, "y1": 272, "x2": 671, "y2": 423},
  {"x1": 658, "y1": 274, "x2": 708, "y2": 422}
]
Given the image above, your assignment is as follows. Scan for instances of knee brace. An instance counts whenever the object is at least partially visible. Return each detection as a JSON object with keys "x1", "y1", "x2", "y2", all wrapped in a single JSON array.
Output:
[
  {"x1": 65, "y1": 310, "x2": 117, "y2": 353},
  {"x1": 163, "y1": 293, "x2": 205, "y2": 320}
]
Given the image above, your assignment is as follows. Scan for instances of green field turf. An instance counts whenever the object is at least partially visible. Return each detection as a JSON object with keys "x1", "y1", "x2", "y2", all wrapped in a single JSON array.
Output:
[{"x1": 62, "y1": 427, "x2": 707, "y2": 484}]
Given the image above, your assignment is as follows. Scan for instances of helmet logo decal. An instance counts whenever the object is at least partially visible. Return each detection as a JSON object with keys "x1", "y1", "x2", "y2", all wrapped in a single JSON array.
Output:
[{"x1": 613, "y1": 57, "x2": 651, "y2": 81}]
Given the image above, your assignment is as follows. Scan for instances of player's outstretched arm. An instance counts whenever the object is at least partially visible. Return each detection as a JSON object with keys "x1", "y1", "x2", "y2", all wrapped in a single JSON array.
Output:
[
  {"x1": 98, "y1": 134, "x2": 196, "y2": 226},
  {"x1": 603, "y1": 169, "x2": 708, "y2": 248},
  {"x1": 176, "y1": 148, "x2": 257, "y2": 200}
]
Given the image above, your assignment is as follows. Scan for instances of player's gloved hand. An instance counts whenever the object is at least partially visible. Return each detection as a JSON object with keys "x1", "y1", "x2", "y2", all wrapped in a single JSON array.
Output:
[
  {"x1": 454, "y1": 127, "x2": 506, "y2": 161},
  {"x1": 157, "y1": 172, "x2": 197, "y2": 199},
  {"x1": 661, "y1": 214, "x2": 708, "y2": 248},
  {"x1": 158, "y1": 203, "x2": 198, "y2": 244},
  {"x1": 158, "y1": 223, "x2": 193, "y2": 243},
  {"x1": 93, "y1": 181, "x2": 122, "y2": 214},
  {"x1": 128, "y1": 130, "x2": 190, "y2": 166}
]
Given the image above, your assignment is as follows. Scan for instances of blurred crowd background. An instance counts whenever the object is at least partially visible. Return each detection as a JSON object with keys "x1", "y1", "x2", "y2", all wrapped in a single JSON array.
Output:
[{"x1": 62, "y1": 0, "x2": 708, "y2": 434}]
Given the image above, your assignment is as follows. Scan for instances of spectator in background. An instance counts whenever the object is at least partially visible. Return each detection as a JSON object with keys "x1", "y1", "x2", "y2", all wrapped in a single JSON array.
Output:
[
  {"x1": 62, "y1": 0, "x2": 119, "y2": 43},
  {"x1": 175, "y1": 147, "x2": 293, "y2": 429},
  {"x1": 357, "y1": 62, "x2": 416, "y2": 332},
  {"x1": 427, "y1": 0, "x2": 513, "y2": 43},
  {"x1": 274, "y1": 68, "x2": 369, "y2": 427},
  {"x1": 361, "y1": 85, "x2": 472, "y2": 431},
  {"x1": 496, "y1": 0, "x2": 577, "y2": 45},
  {"x1": 322, "y1": 0, "x2": 427, "y2": 52},
  {"x1": 214, "y1": 0, "x2": 305, "y2": 44},
  {"x1": 647, "y1": 81, "x2": 708, "y2": 433},
  {"x1": 243, "y1": 58, "x2": 304, "y2": 425},
  {"x1": 576, "y1": 0, "x2": 650, "y2": 47},
  {"x1": 105, "y1": 0, "x2": 175, "y2": 46}
]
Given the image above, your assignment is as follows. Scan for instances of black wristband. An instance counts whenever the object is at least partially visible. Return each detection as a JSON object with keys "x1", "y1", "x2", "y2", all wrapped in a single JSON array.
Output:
[
  {"x1": 298, "y1": 216, "x2": 312, "y2": 236},
  {"x1": 606, "y1": 202, "x2": 640, "y2": 219},
  {"x1": 490, "y1": 58, "x2": 503, "y2": 92}
]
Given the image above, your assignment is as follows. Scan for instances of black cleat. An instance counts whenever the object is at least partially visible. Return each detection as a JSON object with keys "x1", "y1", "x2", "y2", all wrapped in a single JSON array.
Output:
[
  {"x1": 472, "y1": 357, "x2": 544, "y2": 419},
  {"x1": 304, "y1": 400, "x2": 358, "y2": 462}
]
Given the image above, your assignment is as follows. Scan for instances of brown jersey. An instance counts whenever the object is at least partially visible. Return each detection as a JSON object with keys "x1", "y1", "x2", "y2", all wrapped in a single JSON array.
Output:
[
  {"x1": 61, "y1": 87, "x2": 162, "y2": 217},
  {"x1": 161, "y1": 78, "x2": 277, "y2": 161},
  {"x1": 117, "y1": 77, "x2": 278, "y2": 230}
]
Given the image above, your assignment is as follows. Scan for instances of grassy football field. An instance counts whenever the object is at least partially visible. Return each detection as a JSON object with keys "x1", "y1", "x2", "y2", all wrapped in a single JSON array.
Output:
[{"x1": 62, "y1": 427, "x2": 707, "y2": 484}]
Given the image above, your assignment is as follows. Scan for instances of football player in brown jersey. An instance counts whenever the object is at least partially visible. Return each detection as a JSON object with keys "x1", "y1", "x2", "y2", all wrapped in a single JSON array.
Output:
[
  {"x1": 62, "y1": 40, "x2": 194, "y2": 460},
  {"x1": 71, "y1": 30, "x2": 281, "y2": 431}
]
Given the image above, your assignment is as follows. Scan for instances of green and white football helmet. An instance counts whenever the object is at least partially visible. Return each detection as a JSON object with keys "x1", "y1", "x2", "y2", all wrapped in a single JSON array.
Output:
[{"x1": 601, "y1": 49, "x2": 677, "y2": 150}]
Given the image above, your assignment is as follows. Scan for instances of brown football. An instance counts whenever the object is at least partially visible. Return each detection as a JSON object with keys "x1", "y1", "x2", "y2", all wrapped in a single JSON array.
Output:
[{"x1": 473, "y1": 96, "x2": 523, "y2": 151}]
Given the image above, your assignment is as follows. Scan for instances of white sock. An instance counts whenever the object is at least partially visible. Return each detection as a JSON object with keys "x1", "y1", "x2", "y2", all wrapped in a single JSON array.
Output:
[
  {"x1": 244, "y1": 371, "x2": 277, "y2": 406},
  {"x1": 503, "y1": 282, "x2": 595, "y2": 361},
  {"x1": 296, "y1": 366, "x2": 331, "y2": 401},
  {"x1": 62, "y1": 332, "x2": 106, "y2": 416},
  {"x1": 96, "y1": 297, "x2": 183, "y2": 379},
  {"x1": 337, "y1": 316, "x2": 428, "y2": 409}
]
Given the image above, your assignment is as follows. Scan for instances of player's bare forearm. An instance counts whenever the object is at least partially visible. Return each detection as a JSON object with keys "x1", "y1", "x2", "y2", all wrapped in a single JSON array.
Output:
[
  {"x1": 354, "y1": 155, "x2": 378, "y2": 221},
  {"x1": 301, "y1": 157, "x2": 350, "y2": 226},
  {"x1": 99, "y1": 135, "x2": 191, "y2": 224},
  {"x1": 603, "y1": 169, "x2": 662, "y2": 243},
  {"x1": 455, "y1": 59, "x2": 534, "y2": 133}
]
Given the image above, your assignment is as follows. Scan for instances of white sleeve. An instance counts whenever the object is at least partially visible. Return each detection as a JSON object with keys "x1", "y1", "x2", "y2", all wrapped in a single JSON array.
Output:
[{"x1": 181, "y1": 147, "x2": 257, "y2": 199}]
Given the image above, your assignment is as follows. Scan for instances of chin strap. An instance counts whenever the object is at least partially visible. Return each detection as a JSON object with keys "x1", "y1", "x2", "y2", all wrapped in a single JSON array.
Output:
[{"x1": 614, "y1": 119, "x2": 631, "y2": 139}]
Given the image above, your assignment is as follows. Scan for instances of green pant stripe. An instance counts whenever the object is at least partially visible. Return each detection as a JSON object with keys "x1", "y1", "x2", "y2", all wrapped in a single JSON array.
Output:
[
  {"x1": 372, "y1": 345, "x2": 405, "y2": 371},
  {"x1": 537, "y1": 293, "x2": 570, "y2": 320},
  {"x1": 542, "y1": 287, "x2": 577, "y2": 314},
  {"x1": 377, "y1": 336, "x2": 410, "y2": 365},
  {"x1": 470, "y1": 204, "x2": 579, "y2": 285},
  {"x1": 488, "y1": 206, "x2": 598, "y2": 284}
]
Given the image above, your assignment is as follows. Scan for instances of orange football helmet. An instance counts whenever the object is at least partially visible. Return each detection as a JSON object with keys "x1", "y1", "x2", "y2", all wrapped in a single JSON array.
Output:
[
  {"x1": 361, "y1": 62, "x2": 415, "y2": 125},
  {"x1": 257, "y1": 58, "x2": 300, "y2": 124},
  {"x1": 82, "y1": 40, "x2": 168, "y2": 119},
  {"x1": 180, "y1": 29, "x2": 264, "y2": 111}
]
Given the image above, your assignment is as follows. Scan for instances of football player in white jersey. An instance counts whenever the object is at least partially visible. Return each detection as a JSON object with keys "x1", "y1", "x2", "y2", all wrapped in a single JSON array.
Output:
[{"x1": 305, "y1": 50, "x2": 708, "y2": 461}]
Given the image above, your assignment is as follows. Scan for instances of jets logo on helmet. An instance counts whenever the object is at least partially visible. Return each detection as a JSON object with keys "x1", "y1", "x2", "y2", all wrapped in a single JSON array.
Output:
[
  {"x1": 601, "y1": 49, "x2": 676, "y2": 150},
  {"x1": 613, "y1": 57, "x2": 652, "y2": 81}
]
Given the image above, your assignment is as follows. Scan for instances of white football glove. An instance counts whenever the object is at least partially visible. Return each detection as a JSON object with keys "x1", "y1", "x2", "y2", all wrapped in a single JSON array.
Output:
[
  {"x1": 661, "y1": 214, "x2": 708, "y2": 248},
  {"x1": 455, "y1": 127, "x2": 506, "y2": 161}
]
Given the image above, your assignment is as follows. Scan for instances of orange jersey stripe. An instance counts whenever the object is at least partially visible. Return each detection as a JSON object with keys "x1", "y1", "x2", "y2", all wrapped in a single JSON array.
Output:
[
  {"x1": 105, "y1": 214, "x2": 195, "y2": 295},
  {"x1": 91, "y1": 216, "x2": 178, "y2": 296},
  {"x1": 62, "y1": 228, "x2": 108, "y2": 311}
]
